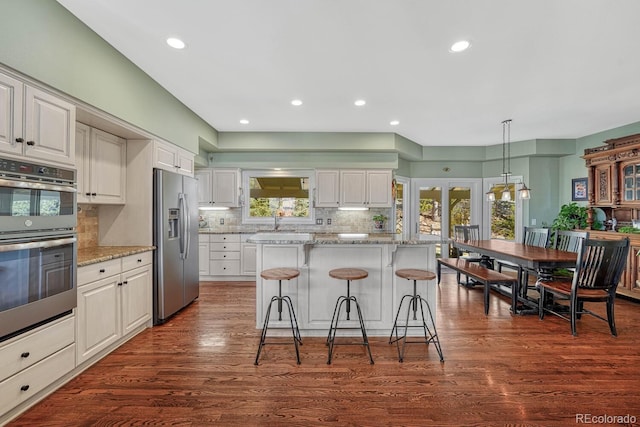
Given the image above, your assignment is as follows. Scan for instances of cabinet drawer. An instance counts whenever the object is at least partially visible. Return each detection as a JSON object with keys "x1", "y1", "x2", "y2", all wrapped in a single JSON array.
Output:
[
  {"x1": 198, "y1": 234, "x2": 210, "y2": 243},
  {"x1": 0, "y1": 316, "x2": 75, "y2": 382},
  {"x1": 78, "y1": 258, "x2": 122, "y2": 286},
  {"x1": 210, "y1": 234, "x2": 241, "y2": 243},
  {"x1": 210, "y1": 242, "x2": 241, "y2": 252},
  {"x1": 210, "y1": 251, "x2": 241, "y2": 260},
  {"x1": 210, "y1": 260, "x2": 240, "y2": 275},
  {"x1": 0, "y1": 344, "x2": 75, "y2": 416},
  {"x1": 121, "y1": 251, "x2": 153, "y2": 271}
]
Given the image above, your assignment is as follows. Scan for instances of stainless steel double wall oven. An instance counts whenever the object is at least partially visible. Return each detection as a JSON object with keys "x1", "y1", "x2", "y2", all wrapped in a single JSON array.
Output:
[{"x1": 0, "y1": 157, "x2": 77, "y2": 341}]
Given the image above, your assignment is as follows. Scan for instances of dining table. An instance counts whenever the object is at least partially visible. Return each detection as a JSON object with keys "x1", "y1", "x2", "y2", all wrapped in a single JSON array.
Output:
[{"x1": 451, "y1": 239, "x2": 578, "y2": 314}]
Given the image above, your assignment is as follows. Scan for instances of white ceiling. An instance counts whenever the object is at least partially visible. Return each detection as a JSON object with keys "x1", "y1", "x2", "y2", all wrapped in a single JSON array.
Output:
[{"x1": 57, "y1": 0, "x2": 640, "y2": 147}]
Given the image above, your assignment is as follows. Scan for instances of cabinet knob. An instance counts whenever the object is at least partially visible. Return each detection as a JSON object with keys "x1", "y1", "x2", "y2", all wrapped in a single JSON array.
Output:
[
  {"x1": 20, "y1": 385, "x2": 30, "y2": 392},
  {"x1": 223, "y1": 255, "x2": 226, "y2": 258},
  {"x1": 21, "y1": 352, "x2": 30, "y2": 358},
  {"x1": 26, "y1": 140, "x2": 35, "y2": 146},
  {"x1": 137, "y1": 259, "x2": 142, "y2": 263},
  {"x1": 15, "y1": 137, "x2": 24, "y2": 143},
  {"x1": 99, "y1": 269, "x2": 105, "y2": 273},
  {"x1": 85, "y1": 192, "x2": 91, "y2": 196},
  {"x1": 91, "y1": 193, "x2": 97, "y2": 196},
  {"x1": 123, "y1": 281, "x2": 128, "y2": 285},
  {"x1": 118, "y1": 282, "x2": 123, "y2": 286}
]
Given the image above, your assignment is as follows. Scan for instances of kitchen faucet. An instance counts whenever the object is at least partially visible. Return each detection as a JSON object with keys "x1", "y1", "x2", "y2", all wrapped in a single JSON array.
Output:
[{"x1": 273, "y1": 198, "x2": 281, "y2": 231}]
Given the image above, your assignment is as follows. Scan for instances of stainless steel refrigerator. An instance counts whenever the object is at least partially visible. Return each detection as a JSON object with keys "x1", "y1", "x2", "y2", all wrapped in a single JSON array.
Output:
[{"x1": 153, "y1": 168, "x2": 199, "y2": 324}]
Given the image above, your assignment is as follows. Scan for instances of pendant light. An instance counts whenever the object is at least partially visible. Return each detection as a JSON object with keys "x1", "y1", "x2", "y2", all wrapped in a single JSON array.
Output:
[{"x1": 486, "y1": 119, "x2": 531, "y2": 201}]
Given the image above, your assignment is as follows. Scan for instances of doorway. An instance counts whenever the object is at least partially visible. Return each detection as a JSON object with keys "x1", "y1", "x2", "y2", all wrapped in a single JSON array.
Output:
[{"x1": 412, "y1": 179, "x2": 482, "y2": 257}]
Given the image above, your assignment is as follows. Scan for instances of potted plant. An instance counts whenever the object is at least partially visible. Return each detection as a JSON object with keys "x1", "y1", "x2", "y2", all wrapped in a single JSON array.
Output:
[
  {"x1": 372, "y1": 214, "x2": 388, "y2": 230},
  {"x1": 551, "y1": 202, "x2": 588, "y2": 231}
]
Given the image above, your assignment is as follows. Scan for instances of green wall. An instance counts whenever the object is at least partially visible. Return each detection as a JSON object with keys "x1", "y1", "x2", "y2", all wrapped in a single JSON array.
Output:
[{"x1": 0, "y1": 0, "x2": 218, "y2": 153}]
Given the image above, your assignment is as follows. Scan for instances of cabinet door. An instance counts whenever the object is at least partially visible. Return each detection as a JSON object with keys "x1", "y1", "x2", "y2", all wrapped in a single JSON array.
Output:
[
  {"x1": 241, "y1": 243, "x2": 257, "y2": 276},
  {"x1": 90, "y1": 129, "x2": 126, "y2": 204},
  {"x1": 594, "y1": 164, "x2": 613, "y2": 205},
  {"x1": 340, "y1": 170, "x2": 367, "y2": 207},
  {"x1": 213, "y1": 169, "x2": 240, "y2": 207},
  {"x1": 75, "y1": 123, "x2": 91, "y2": 204},
  {"x1": 76, "y1": 275, "x2": 122, "y2": 364},
  {"x1": 195, "y1": 169, "x2": 213, "y2": 206},
  {"x1": 176, "y1": 148, "x2": 194, "y2": 176},
  {"x1": 315, "y1": 170, "x2": 340, "y2": 207},
  {"x1": 121, "y1": 265, "x2": 152, "y2": 336},
  {"x1": 199, "y1": 240, "x2": 210, "y2": 276},
  {"x1": 24, "y1": 86, "x2": 75, "y2": 166},
  {"x1": 367, "y1": 170, "x2": 393, "y2": 207},
  {"x1": 153, "y1": 140, "x2": 178, "y2": 171},
  {"x1": 0, "y1": 71, "x2": 23, "y2": 156}
]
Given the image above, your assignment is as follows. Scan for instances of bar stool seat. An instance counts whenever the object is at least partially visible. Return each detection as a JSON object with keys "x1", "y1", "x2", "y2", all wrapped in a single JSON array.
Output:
[
  {"x1": 390, "y1": 268, "x2": 444, "y2": 363},
  {"x1": 255, "y1": 268, "x2": 302, "y2": 365},
  {"x1": 326, "y1": 268, "x2": 374, "y2": 365}
]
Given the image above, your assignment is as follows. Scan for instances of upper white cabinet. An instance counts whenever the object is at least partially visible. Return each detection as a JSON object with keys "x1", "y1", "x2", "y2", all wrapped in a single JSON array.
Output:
[
  {"x1": 76, "y1": 124, "x2": 126, "y2": 204},
  {"x1": 315, "y1": 169, "x2": 340, "y2": 207},
  {"x1": 0, "y1": 71, "x2": 75, "y2": 166},
  {"x1": 339, "y1": 169, "x2": 393, "y2": 208},
  {"x1": 196, "y1": 168, "x2": 241, "y2": 208},
  {"x1": 153, "y1": 140, "x2": 194, "y2": 177}
]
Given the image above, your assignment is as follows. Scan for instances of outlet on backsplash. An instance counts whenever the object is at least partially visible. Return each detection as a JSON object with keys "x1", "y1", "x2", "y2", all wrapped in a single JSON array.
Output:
[
  {"x1": 220, "y1": 218, "x2": 224, "y2": 225},
  {"x1": 327, "y1": 218, "x2": 332, "y2": 225}
]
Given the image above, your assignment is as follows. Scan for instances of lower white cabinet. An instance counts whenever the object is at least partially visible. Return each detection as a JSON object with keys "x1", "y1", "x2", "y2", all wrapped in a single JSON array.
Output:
[
  {"x1": 198, "y1": 233, "x2": 256, "y2": 279},
  {"x1": 198, "y1": 234, "x2": 210, "y2": 276},
  {"x1": 0, "y1": 315, "x2": 75, "y2": 418},
  {"x1": 76, "y1": 252, "x2": 152, "y2": 365}
]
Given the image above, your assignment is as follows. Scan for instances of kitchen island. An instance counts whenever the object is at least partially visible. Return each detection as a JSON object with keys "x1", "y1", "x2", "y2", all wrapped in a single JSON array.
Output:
[{"x1": 247, "y1": 233, "x2": 439, "y2": 337}]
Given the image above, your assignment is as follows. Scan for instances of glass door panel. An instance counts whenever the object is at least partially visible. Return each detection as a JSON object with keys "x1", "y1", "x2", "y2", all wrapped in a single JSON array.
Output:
[{"x1": 488, "y1": 183, "x2": 516, "y2": 240}]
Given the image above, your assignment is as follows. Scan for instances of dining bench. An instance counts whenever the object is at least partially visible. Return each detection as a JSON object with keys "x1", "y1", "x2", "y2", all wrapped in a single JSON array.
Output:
[{"x1": 436, "y1": 258, "x2": 519, "y2": 315}]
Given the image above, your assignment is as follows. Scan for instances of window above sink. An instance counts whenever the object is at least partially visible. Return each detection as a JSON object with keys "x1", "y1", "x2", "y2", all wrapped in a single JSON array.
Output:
[{"x1": 242, "y1": 170, "x2": 316, "y2": 225}]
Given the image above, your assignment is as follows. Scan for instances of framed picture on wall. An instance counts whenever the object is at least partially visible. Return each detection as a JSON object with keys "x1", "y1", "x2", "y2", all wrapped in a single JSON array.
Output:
[{"x1": 572, "y1": 177, "x2": 588, "y2": 201}]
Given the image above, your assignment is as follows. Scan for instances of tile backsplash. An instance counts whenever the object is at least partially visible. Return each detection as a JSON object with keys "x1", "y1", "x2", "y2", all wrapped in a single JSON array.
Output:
[
  {"x1": 77, "y1": 204, "x2": 99, "y2": 249},
  {"x1": 198, "y1": 207, "x2": 393, "y2": 233}
]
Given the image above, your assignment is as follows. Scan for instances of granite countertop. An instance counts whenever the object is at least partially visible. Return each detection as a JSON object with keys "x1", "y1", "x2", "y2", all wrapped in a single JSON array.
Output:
[
  {"x1": 246, "y1": 232, "x2": 439, "y2": 245},
  {"x1": 78, "y1": 246, "x2": 155, "y2": 267}
]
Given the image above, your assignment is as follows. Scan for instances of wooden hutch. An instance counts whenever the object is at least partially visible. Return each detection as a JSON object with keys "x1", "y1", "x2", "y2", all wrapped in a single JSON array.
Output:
[{"x1": 583, "y1": 133, "x2": 640, "y2": 300}]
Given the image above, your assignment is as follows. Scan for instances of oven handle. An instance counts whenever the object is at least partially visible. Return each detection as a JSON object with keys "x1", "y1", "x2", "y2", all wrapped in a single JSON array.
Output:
[
  {"x1": 0, "y1": 236, "x2": 76, "y2": 253},
  {"x1": 0, "y1": 178, "x2": 77, "y2": 193}
]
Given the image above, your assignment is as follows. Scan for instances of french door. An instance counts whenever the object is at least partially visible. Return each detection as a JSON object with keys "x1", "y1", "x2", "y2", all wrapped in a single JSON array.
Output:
[{"x1": 411, "y1": 179, "x2": 482, "y2": 257}]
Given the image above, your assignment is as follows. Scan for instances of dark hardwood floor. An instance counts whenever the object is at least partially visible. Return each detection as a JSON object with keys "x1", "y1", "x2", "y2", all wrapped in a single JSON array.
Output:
[{"x1": 9, "y1": 274, "x2": 640, "y2": 426}]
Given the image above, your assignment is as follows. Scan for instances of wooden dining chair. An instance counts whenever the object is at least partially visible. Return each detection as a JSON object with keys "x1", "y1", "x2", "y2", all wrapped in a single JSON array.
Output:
[
  {"x1": 538, "y1": 237, "x2": 630, "y2": 336},
  {"x1": 552, "y1": 230, "x2": 589, "y2": 252},
  {"x1": 453, "y1": 225, "x2": 482, "y2": 286},
  {"x1": 496, "y1": 227, "x2": 550, "y2": 288}
]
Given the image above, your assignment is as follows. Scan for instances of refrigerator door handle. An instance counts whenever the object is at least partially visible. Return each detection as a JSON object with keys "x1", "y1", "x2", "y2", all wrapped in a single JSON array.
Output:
[
  {"x1": 183, "y1": 193, "x2": 191, "y2": 260},
  {"x1": 178, "y1": 193, "x2": 186, "y2": 259}
]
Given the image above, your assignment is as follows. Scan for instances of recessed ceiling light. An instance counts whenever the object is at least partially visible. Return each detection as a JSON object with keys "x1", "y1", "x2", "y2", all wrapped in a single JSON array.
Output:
[
  {"x1": 390, "y1": 120, "x2": 400, "y2": 126},
  {"x1": 354, "y1": 99, "x2": 366, "y2": 107},
  {"x1": 450, "y1": 40, "x2": 470, "y2": 53},
  {"x1": 239, "y1": 119, "x2": 249, "y2": 125},
  {"x1": 166, "y1": 37, "x2": 186, "y2": 49},
  {"x1": 291, "y1": 99, "x2": 303, "y2": 106}
]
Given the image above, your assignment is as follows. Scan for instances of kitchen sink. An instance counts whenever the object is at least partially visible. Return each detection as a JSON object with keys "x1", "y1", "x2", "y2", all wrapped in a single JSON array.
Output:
[{"x1": 249, "y1": 232, "x2": 313, "y2": 242}]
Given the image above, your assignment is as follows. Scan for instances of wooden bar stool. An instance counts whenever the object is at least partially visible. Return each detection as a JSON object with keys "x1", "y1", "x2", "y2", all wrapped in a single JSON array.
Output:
[
  {"x1": 389, "y1": 268, "x2": 444, "y2": 362},
  {"x1": 255, "y1": 268, "x2": 302, "y2": 365},
  {"x1": 326, "y1": 268, "x2": 374, "y2": 365}
]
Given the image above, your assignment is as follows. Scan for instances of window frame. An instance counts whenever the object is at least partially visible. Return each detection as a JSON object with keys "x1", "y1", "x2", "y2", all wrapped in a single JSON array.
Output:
[{"x1": 241, "y1": 169, "x2": 316, "y2": 226}]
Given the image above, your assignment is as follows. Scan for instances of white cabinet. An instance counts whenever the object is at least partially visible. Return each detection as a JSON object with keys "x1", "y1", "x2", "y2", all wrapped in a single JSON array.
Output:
[
  {"x1": 76, "y1": 252, "x2": 152, "y2": 365},
  {"x1": 76, "y1": 124, "x2": 126, "y2": 204},
  {"x1": 209, "y1": 234, "x2": 241, "y2": 275},
  {"x1": 0, "y1": 71, "x2": 75, "y2": 166},
  {"x1": 241, "y1": 234, "x2": 257, "y2": 276},
  {"x1": 198, "y1": 234, "x2": 210, "y2": 276},
  {"x1": 340, "y1": 169, "x2": 392, "y2": 208},
  {"x1": 153, "y1": 140, "x2": 194, "y2": 176},
  {"x1": 195, "y1": 168, "x2": 241, "y2": 208},
  {"x1": 315, "y1": 169, "x2": 340, "y2": 207},
  {"x1": 0, "y1": 315, "x2": 75, "y2": 417}
]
